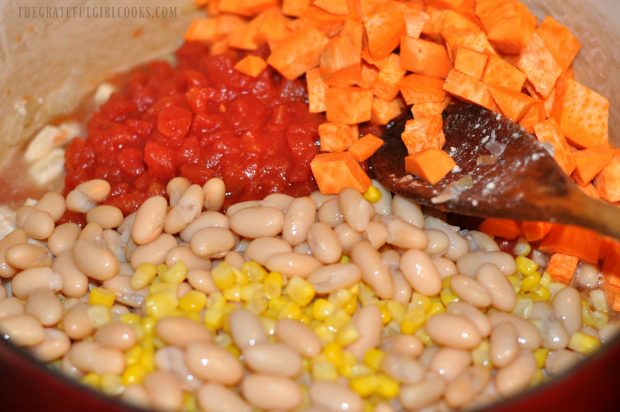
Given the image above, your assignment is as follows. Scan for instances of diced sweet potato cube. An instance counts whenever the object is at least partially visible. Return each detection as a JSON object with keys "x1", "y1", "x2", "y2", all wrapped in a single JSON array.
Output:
[
  {"x1": 371, "y1": 97, "x2": 403, "y2": 125},
  {"x1": 373, "y1": 54, "x2": 407, "y2": 101},
  {"x1": 488, "y1": 86, "x2": 535, "y2": 122},
  {"x1": 306, "y1": 68, "x2": 327, "y2": 113},
  {"x1": 363, "y1": 11, "x2": 406, "y2": 60},
  {"x1": 405, "y1": 149, "x2": 456, "y2": 185},
  {"x1": 572, "y1": 146, "x2": 614, "y2": 186},
  {"x1": 348, "y1": 133, "x2": 384, "y2": 162},
  {"x1": 443, "y1": 69, "x2": 496, "y2": 111},
  {"x1": 318, "y1": 122, "x2": 359, "y2": 152},
  {"x1": 594, "y1": 152, "x2": 620, "y2": 203},
  {"x1": 399, "y1": 73, "x2": 447, "y2": 105},
  {"x1": 546, "y1": 253, "x2": 579, "y2": 284},
  {"x1": 400, "y1": 37, "x2": 452, "y2": 78},
  {"x1": 536, "y1": 16, "x2": 581, "y2": 72},
  {"x1": 454, "y1": 46, "x2": 488, "y2": 80},
  {"x1": 517, "y1": 33, "x2": 562, "y2": 98},
  {"x1": 533, "y1": 118, "x2": 576, "y2": 176},
  {"x1": 482, "y1": 54, "x2": 526, "y2": 92},
  {"x1": 401, "y1": 116, "x2": 446, "y2": 155},
  {"x1": 267, "y1": 26, "x2": 329, "y2": 80},
  {"x1": 234, "y1": 55, "x2": 268, "y2": 77},
  {"x1": 325, "y1": 87, "x2": 373, "y2": 124},
  {"x1": 559, "y1": 79, "x2": 609, "y2": 148},
  {"x1": 310, "y1": 152, "x2": 372, "y2": 194}
]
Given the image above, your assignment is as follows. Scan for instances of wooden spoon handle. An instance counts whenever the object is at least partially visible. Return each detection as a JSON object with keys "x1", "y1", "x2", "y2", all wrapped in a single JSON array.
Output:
[{"x1": 560, "y1": 188, "x2": 620, "y2": 241}]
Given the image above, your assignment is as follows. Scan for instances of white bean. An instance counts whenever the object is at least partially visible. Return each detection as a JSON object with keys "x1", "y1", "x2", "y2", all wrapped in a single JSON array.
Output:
[
  {"x1": 545, "y1": 349, "x2": 581, "y2": 376},
  {"x1": 391, "y1": 270, "x2": 413, "y2": 304},
  {"x1": 424, "y1": 217, "x2": 469, "y2": 260},
  {"x1": 185, "y1": 342, "x2": 243, "y2": 385},
  {"x1": 364, "y1": 221, "x2": 388, "y2": 249},
  {"x1": 552, "y1": 287, "x2": 582, "y2": 336},
  {"x1": 275, "y1": 319, "x2": 322, "y2": 357},
  {"x1": 282, "y1": 197, "x2": 316, "y2": 245},
  {"x1": 450, "y1": 275, "x2": 492, "y2": 308},
  {"x1": 131, "y1": 234, "x2": 177, "y2": 268},
  {"x1": 35, "y1": 192, "x2": 66, "y2": 222},
  {"x1": 346, "y1": 305, "x2": 382, "y2": 360},
  {"x1": 384, "y1": 216, "x2": 427, "y2": 249},
  {"x1": 444, "y1": 365, "x2": 490, "y2": 408},
  {"x1": 73, "y1": 239, "x2": 120, "y2": 280},
  {"x1": 180, "y1": 211, "x2": 229, "y2": 242},
  {"x1": 167, "y1": 177, "x2": 191, "y2": 207},
  {"x1": 488, "y1": 312, "x2": 541, "y2": 349},
  {"x1": 30, "y1": 328, "x2": 70, "y2": 362},
  {"x1": 392, "y1": 195, "x2": 424, "y2": 228},
  {"x1": 229, "y1": 308, "x2": 267, "y2": 349},
  {"x1": 132, "y1": 196, "x2": 168, "y2": 245},
  {"x1": 426, "y1": 314, "x2": 481, "y2": 349},
  {"x1": 190, "y1": 228, "x2": 234, "y2": 259},
  {"x1": 333, "y1": 223, "x2": 362, "y2": 253},
  {"x1": 244, "y1": 237, "x2": 292, "y2": 265},
  {"x1": 399, "y1": 249, "x2": 441, "y2": 296},
  {"x1": 308, "y1": 264, "x2": 362, "y2": 294},
  {"x1": 0, "y1": 314, "x2": 45, "y2": 346},
  {"x1": 382, "y1": 353, "x2": 425, "y2": 384},
  {"x1": 430, "y1": 348, "x2": 472, "y2": 382},
  {"x1": 48, "y1": 223, "x2": 81, "y2": 256},
  {"x1": 244, "y1": 342, "x2": 302, "y2": 377},
  {"x1": 309, "y1": 381, "x2": 363, "y2": 412},
  {"x1": 399, "y1": 372, "x2": 446, "y2": 410},
  {"x1": 261, "y1": 193, "x2": 294, "y2": 211},
  {"x1": 476, "y1": 263, "x2": 516, "y2": 312},
  {"x1": 457, "y1": 251, "x2": 516, "y2": 277},
  {"x1": 424, "y1": 229, "x2": 450, "y2": 256},
  {"x1": 339, "y1": 188, "x2": 374, "y2": 232},
  {"x1": 307, "y1": 222, "x2": 342, "y2": 264},
  {"x1": 11, "y1": 267, "x2": 63, "y2": 298},
  {"x1": 165, "y1": 184, "x2": 204, "y2": 234},
  {"x1": 198, "y1": 383, "x2": 251, "y2": 412},
  {"x1": 241, "y1": 374, "x2": 301, "y2": 410},
  {"x1": 495, "y1": 349, "x2": 536, "y2": 398},
  {"x1": 265, "y1": 252, "x2": 322, "y2": 278},
  {"x1": 490, "y1": 322, "x2": 519, "y2": 367},
  {"x1": 65, "y1": 179, "x2": 111, "y2": 212},
  {"x1": 86, "y1": 205, "x2": 123, "y2": 229},
  {"x1": 229, "y1": 206, "x2": 284, "y2": 238},
  {"x1": 203, "y1": 178, "x2": 226, "y2": 211},
  {"x1": 351, "y1": 241, "x2": 393, "y2": 299},
  {"x1": 446, "y1": 302, "x2": 491, "y2": 337},
  {"x1": 431, "y1": 257, "x2": 458, "y2": 278}
]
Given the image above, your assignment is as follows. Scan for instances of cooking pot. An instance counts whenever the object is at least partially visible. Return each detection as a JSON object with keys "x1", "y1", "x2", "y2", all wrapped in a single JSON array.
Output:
[{"x1": 0, "y1": 0, "x2": 619, "y2": 411}]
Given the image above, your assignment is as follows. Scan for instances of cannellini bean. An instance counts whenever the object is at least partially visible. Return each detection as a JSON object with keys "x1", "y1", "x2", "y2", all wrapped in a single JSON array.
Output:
[
  {"x1": 190, "y1": 228, "x2": 235, "y2": 259},
  {"x1": 420, "y1": 346, "x2": 439, "y2": 368},
  {"x1": 60, "y1": 354, "x2": 81, "y2": 379},
  {"x1": 530, "y1": 301, "x2": 569, "y2": 350},
  {"x1": 371, "y1": 180, "x2": 392, "y2": 216},
  {"x1": 444, "y1": 365, "x2": 491, "y2": 408},
  {"x1": 65, "y1": 179, "x2": 111, "y2": 212},
  {"x1": 430, "y1": 347, "x2": 472, "y2": 382},
  {"x1": 575, "y1": 263, "x2": 603, "y2": 288},
  {"x1": 426, "y1": 313, "x2": 481, "y2": 349},
  {"x1": 132, "y1": 196, "x2": 168, "y2": 245},
  {"x1": 203, "y1": 178, "x2": 226, "y2": 211},
  {"x1": 381, "y1": 249, "x2": 400, "y2": 271},
  {"x1": 62, "y1": 303, "x2": 94, "y2": 340},
  {"x1": 123, "y1": 385, "x2": 150, "y2": 409},
  {"x1": 391, "y1": 270, "x2": 413, "y2": 304},
  {"x1": 244, "y1": 342, "x2": 302, "y2": 377},
  {"x1": 0, "y1": 229, "x2": 27, "y2": 278},
  {"x1": 467, "y1": 231, "x2": 500, "y2": 252},
  {"x1": 229, "y1": 206, "x2": 284, "y2": 238},
  {"x1": 382, "y1": 353, "x2": 425, "y2": 384},
  {"x1": 262, "y1": 193, "x2": 294, "y2": 211},
  {"x1": 382, "y1": 334, "x2": 423, "y2": 357},
  {"x1": 275, "y1": 319, "x2": 322, "y2": 357},
  {"x1": 476, "y1": 263, "x2": 516, "y2": 312},
  {"x1": 552, "y1": 287, "x2": 582, "y2": 336},
  {"x1": 69, "y1": 341, "x2": 125, "y2": 375},
  {"x1": 94, "y1": 321, "x2": 138, "y2": 350},
  {"x1": 364, "y1": 221, "x2": 388, "y2": 249},
  {"x1": 154, "y1": 346, "x2": 198, "y2": 392},
  {"x1": 74, "y1": 239, "x2": 119, "y2": 280},
  {"x1": 79, "y1": 222, "x2": 103, "y2": 242},
  {"x1": 0, "y1": 314, "x2": 45, "y2": 346},
  {"x1": 495, "y1": 349, "x2": 536, "y2": 397},
  {"x1": 103, "y1": 229, "x2": 125, "y2": 262},
  {"x1": 25, "y1": 289, "x2": 63, "y2": 326},
  {"x1": 144, "y1": 371, "x2": 184, "y2": 411},
  {"x1": 185, "y1": 342, "x2": 243, "y2": 385},
  {"x1": 167, "y1": 177, "x2": 191, "y2": 207},
  {"x1": 309, "y1": 381, "x2": 363, "y2": 412},
  {"x1": 155, "y1": 316, "x2": 212, "y2": 348},
  {"x1": 229, "y1": 308, "x2": 267, "y2": 349},
  {"x1": 12, "y1": 267, "x2": 63, "y2": 298},
  {"x1": 450, "y1": 275, "x2": 492, "y2": 308},
  {"x1": 165, "y1": 184, "x2": 205, "y2": 234},
  {"x1": 431, "y1": 257, "x2": 458, "y2": 278},
  {"x1": 21, "y1": 209, "x2": 55, "y2": 240},
  {"x1": 339, "y1": 188, "x2": 374, "y2": 232},
  {"x1": 308, "y1": 264, "x2": 361, "y2": 294},
  {"x1": 346, "y1": 305, "x2": 382, "y2": 360},
  {"x1": 307, "y1": 222, "x2": 342, "y2": 264},
  {"x1": 187, "y1": 269, "x2": 217, "y2": 294},
  {"x1": 457, "y1": 251, "x2": 516, "y2": 277},
  {"x1": 48, "y1": 223, "x2": 81, "y2": 256},
  {"x1": 225, "y1": 200, "x2": 261, "y2": 217},
  {"x1": 333, "y1": 223, "x2": 363, "y2": 253},
  {"x1": 546, "y1": 349, "x2": 581, "y2": 376},
  {"x1": 282, "y1": 197, "x2": 315, "y2": 245},
  {"x1": 424, "y1": 217, "x2": 469, "y2": 260},
  {"x1": 399, "y1": 249, "x2": 441, "y2": 296},
  {"x1": 490, "y1": 322, "x2": 519, "y2": 367},
  {"x1": 86, "y1": 205, "x2": 123, "y2": 229},
  {"x1": 424, "y1": 229, "x2": 450, "y2": 256},
  {"x1": 6, "y1": 243, "x2": 52, "y2": 269},
  {"x1": 245, "y1": 237, "x2": 293, "y2": 265},
  {"x1": 52, "y1": 251, "x2": 89, "y2": 298},
  {"x1": 488, "y1": 313, "x2": 541, "y2": 349},
  {"x1": 446, "y1": 302, "x2": 491, "y2": 337},
  {"x1": 392, "y1": 195, "x2": 424, "y2": 228},
  {"x1": 318, "y1": 198, "x2": 343, "y2": 227},
  {"x1": 180, "y1": 211, "x2": 229, "y2": 242},
  {"x1": 35, "y1": 192, "x2": 66, "y2": 222},
  {"x1": 384, "y1": 216, "x2": 427, "y2": 249},
  {"x1": 198, "y1": 383, "x2": 251, "y2": 412},
  {"x1": 351, "y1": 241, "x2": 393, "y2": 298},
  {"x1": 400, "y1": 372, "x2": 446, "y2": 410},
  {"x1": 166, "y1": 246, "x2": 211, "y2": 270},
  {"x1": 0, "y1": 297, "x2": 24, "y2": 320},
  {"x1": 265, "y1": 252, "x2": 322, "y2": 278},
  {"x1": 241, "y1": 374, "x2": 301, "y2": 410},
  {"x1": 310, "y1": 192, "x2": 335, "y2": 208},
  {"x1": 30, "y1": 328, "x2": 71, "y2": 362}
]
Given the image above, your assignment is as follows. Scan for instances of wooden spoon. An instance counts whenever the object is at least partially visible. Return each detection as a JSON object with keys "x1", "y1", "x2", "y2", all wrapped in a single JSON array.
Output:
[{"x1": 370, "y1": 103, "x2": 620, "y2": 240}]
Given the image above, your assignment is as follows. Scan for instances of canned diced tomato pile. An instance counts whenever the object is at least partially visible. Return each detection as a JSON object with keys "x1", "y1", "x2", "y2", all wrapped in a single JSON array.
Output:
[{"x1": 1, "y1": 0, "x2": 620, "y2": 411}]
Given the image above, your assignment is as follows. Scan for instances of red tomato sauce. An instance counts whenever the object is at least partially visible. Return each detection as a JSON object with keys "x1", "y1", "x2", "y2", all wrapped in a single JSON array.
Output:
[{"x1": 63, "y1": 43, "x2": 324, "y2": 216}]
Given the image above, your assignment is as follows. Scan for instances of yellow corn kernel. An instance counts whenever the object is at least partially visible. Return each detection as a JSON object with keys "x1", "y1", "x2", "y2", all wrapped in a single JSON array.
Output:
[
  {"x1": 540, "y1": 271, "x2": 551, "y2": 287},
  {"x1": 312, "y1": 357, "x2": 339, "y2": 381},
  {"x1": 532, "y1": 285, "x2": 551, "y2": 301},
  {"x1": 285, "y1": 276, "x2": 316, "y2": 307},
  {"x1": 363, "y1": 401, "x2": 374, "y2": 412},
  {"x1": 88, "y1": 287, "x2": 116, "y2": 308},
  {"x1": 521, "y1": 272, "x2": 541, "y2": 292},
  {"x1": 427, "y1": 300, "x2": 445, "y2": 316},
  {"x1": 363, "y1": 186, "x2": 382, "y2": 203},
  {"x1": 415, "y1": 328, "x2": 433, "y2": 347},
  {"x1": 323, "y1": 343, "x2": 345, "y2": 367},
  {"x1": 531, "y1": 369, "x2": 544, "y2": 386},
  {"x1": 145, "y1": 291, "x2": 178, "y2": 319},
  {"x1": 386, "y1": 301, "x2": 405, "y2": 323},
  {"x1": 246, "y1": 293, "x2": 269, "y2": 314},
  {"x1": 358, "y1": 284, "x2": 378, "y2": 306},
  {"x1": 279, "y1": 302, "x2": 303, "y2": 320},
  {"x1": 568, "y1": 332, "x2": 600, "y2": 355},
  {"x1": 400, "y1": 309, "x2": 425, "y2": 335},
  {"x1": 226, "y1": 344, "x2": 241, "y2": 358},
  {"x1": 472, "y1": 341, "x2": 490, "y2": 367},
  {"x1": 161, "y1": 261, "x2": 188, "y2": 284},
  {"x1": 125, "y1": 346, "x2": 142, "y2": 365},
  {"x1": 122, "y1": 364, "x2": 147, "y2": 385},
  {"x1": 439, "y1": 288, "x2": 459, "y2": 306},
  {"x1": 100, "y1": 374, "x2": 123, "y2": 396},
  {"x1": 312, "y1": 298, "x2": 336, "y2": 321},
  {"x1": 508, "y1": 275, "x2": 522, "y2": 294},
  {"x1": 332, "y1": 289, "x2": 355, "y2": 308},
  {"x1": 223, "y1": 285, "x2": 242, "y2": 302},
  {"x1": 211, "y1": 262, "x2": 237, "y2": 290},
  {"x1": 82, "y1": 373, "x2": 101, "y2": 388},
  {"x1": 336, "y1": 323, "x2": 360, "y2": 346},
  {"x1": 178, "y1": 290, "x2": 207, "y2": 313},
  {"x1": 377, "y1": 304, "x2": 392, "y2": 325},
  {"x1": 534, "y1": 348, "x2": 549, "y2": 368},
  {"x1": 314, "y1": 324, "x2": 336, "y2": 345},
  {"x1": 260, "y1": 317, "x2": 277, "y2": 336},
  {"x1": 149, "y1": 280, "x2": 177, "y2": 295},
  {"x1": 183, "y1": 393, "x2": 198, "y2": 412},
  {"x1": 87, "y1": 305, "x2": 111, "y2": 327},
  {"x1": 156, "y1": 263, "x2": 168, "y2": 276},
  {"x1": 375, "y1": 374, "x2": 400, "y2": 398},
  {"x1": 342, "y1": 299, "x2": 358, "y2": 316},
  {"x1": 325, "y1": 310, "x2": 351, "y2": 332},
  {"x1": 350, "y1": 375, "x2": 378, "y2": 397},
  {"x1": 338, "y1": 351, "x2": 358, "y2": 377},
  {"x1": 411, "y1": 293, "x2": 431, "y2": 312},
  {"x1": 120, "y1": 313, "x2": 142, "y2": 326},
  {"x1": 141, "y1": 316, "x2": 156, "y2": 335},
  {"x1": 268, "y1": 296, "x2": 289, "y2": 313},
  {"x1": 340, "y1": 255, "x2": 351, "y2": 263},
  {"x1": 351, "y1": 363, "x2": 374, "y2": 377},
  {"x1": 516, "y1": 256, "x2": 538, "y2": 275},
  {"x1": 363, "y1": 348, "x2": 385, "y2": 371},
  {"x1": 235, "y1": 268, "x2": 250, "y2": 286},
  {"x1": 240, "y1": 283, "x2": 262, "y2": 302},
  {"x1": 263, "y1": 271, "x2": 284, "y2": 299},
  {"x1": 242, "y1": 261, "x2": 267, "y2": 282},
  {"x1": 140, "y1": 335, "x2": 155, "y2": 352},
  {"x1": 582, "y1": 305, "x2": 597, "y2": 328}
]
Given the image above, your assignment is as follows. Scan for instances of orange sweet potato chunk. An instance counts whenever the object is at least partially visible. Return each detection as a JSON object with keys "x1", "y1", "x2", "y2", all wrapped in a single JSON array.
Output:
[
  {"x1": 306, "y1": 68, "x2": 327, "y2": 113},
  {"x1": 348, "y1": 133, "x2": 384, "y2": 162},
  {"x1": 234, "y1": 55, "x2": 268, "y2": 77},
  {"x1": 364, "y1": 11, "x2": 406, "y2": 60},
  {"x1": 454, "y1": 46, "x2": 488, "y2": 80},
  {"x1": 546, "y1": 253, "x2": 579, "y2": 284},
  {"x1": 405, "y1": 149, "x2": 456, "y2": 185},
  {"x1": 400, "y1": 37, "x2": 452, "y2": 79},
  {"x1": 371, "y1": 97, "x2": 403, "y2": 125},
  {"x1": 443, "y1": 69, "x2": 496, "y2": 111},
  {"x1": 313, "y1": 0, "x2": 349, "y2": 15},
  {"x1": 310, "y1": 152, "x2": 371, "y2": 194},
  {"x1": 401, "y1": 116, "x2": 446, "y2": 155},
  {"x1": 488, "y1": 86, "x2": 535, "y2": 122},
  {"x1": 411, "y1": 97, "x2": 451, "y2": 118},
  {"x1": 404, "y1": 10, "x2": 429, "y2": 38},
  {"x1": 475, "y1": 0, "x2": 536, "y2": 55},
  {"x1": 519, "y1": 100, "x2": 545, "y2": 133},
  {"x1": 481, "y1": 54, "x2": 526, "y2": 92},
  {"x1": 517, "y1": 33, "x2": 562, "y2": 98},
  {"x1": 594, "y1": 152, "x2": 620, "y2": 203},
  {"x1": 533, "y1": 118, "x2": 576, "y2": 176},
  {"x1": 399, "y1": 73, "x2": 447, "y2": 105},
  {"x1": 325, "y1": 87, "x2": 373, "y2": 124},
  {"x1": 536, "y1": 16, "x2": 581, "y2": 72},
  {"x1": 282, "y1": 0, "x2": 311, "y2": 17},
  {"x1": 572, "y1": 146, "x2": 614, "y2": 186},
  {"x1": 267, "y1": 26, "x2": 329, "y2": 79},
  {"x1": 318, "y1": 122, "x2": 359, "y2": 152},
  {"x1": 559, "y1": 79, "x2": 609, "y2": 149},
  {"x1": 373, "y1": 54, "x2": 407, "y2": 101}
]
